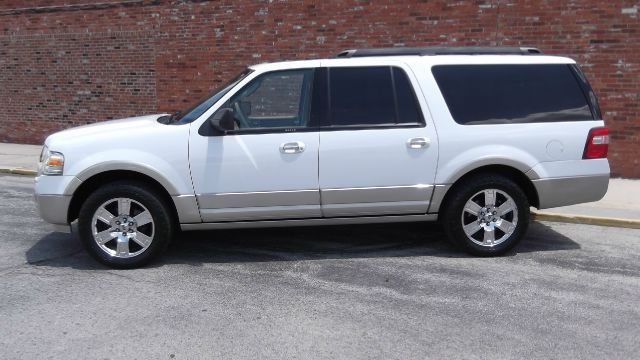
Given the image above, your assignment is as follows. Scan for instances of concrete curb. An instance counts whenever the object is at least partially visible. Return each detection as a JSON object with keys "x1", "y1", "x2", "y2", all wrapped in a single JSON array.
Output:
[
  {"x1": 0, "y1": 167, "x2": 37, "y2": 176},
  {"x1": 531, "y1": 211, "x2": 640, "y2": 229}
]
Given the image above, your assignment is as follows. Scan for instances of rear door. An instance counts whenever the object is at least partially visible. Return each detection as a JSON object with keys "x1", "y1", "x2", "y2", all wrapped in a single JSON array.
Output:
[{"x1": 317, "y1": 63, "x2": 439, "y2": 217}]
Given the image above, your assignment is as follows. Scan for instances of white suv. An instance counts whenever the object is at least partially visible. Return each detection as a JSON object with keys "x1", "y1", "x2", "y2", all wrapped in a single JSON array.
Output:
[{"x1": 35, "y1": 47, "x2": 610, "y2": 268}]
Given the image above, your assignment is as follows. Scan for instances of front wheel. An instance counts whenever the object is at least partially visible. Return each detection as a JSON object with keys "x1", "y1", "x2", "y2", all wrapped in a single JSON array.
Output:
[
  {"x1": 441, "y1": 174, "x2": 530, "y2": 256},
  {"x1": 78, "y1": 182, "x2": 174, "y2": 268}
]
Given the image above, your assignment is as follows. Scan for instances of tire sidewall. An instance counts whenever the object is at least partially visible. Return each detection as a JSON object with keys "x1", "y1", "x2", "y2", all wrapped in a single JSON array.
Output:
[{"x1": 77, "y1": 182, "x2": 173, "y2": 268}]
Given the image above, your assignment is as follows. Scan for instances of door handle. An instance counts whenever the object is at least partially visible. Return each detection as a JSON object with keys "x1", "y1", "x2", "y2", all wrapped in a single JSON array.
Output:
[
  {"x1": 407, "y1": 137, "x2": 430, "y2": 149},
  {"x1": 280, "y1": 141, "x2": 306, "y2": 154}
]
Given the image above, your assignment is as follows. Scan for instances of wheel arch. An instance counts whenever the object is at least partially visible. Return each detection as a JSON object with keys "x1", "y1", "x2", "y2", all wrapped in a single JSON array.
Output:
[
  {"x1": 67, "y1": 170, "x2": 179, "y2": 224},
  {"x1": 437, "y1": 164, "x2": 540, "y2": 215}
]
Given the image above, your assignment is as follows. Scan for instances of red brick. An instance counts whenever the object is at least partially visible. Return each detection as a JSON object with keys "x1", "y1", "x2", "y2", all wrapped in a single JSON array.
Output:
[{"x1": 0, "y1": 0, "x2": 638, "y2": 178}]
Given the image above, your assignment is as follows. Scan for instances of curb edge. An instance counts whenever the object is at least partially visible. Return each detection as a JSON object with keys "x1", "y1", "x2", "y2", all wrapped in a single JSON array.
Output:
[
  {"x1": 0, "y1": 167, "x2": 37, "y2": 176},
  {"x1": 531, "y1": 211, "x2": 640, "y2": 229}
]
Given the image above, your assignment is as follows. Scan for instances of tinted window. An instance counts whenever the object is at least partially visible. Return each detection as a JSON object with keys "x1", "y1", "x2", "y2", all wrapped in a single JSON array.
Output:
[
  {"x1": 329, "y1": 67, "x2": 396, "y2": 126},
  {"x1": 393, "y1": 67, "x2": 423, "y2": 124},
  {"x1": 432, "y1": 64, "x2": 593, "y2": 125}
]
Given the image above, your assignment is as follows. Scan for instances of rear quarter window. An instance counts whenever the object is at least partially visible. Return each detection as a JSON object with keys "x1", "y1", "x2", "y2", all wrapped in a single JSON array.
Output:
[{"x1": 431, "y1": 64, "x2": 595, "y2": 125}]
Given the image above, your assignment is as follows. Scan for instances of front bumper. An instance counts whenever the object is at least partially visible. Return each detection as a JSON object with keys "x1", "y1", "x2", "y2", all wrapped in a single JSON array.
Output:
[
  {"x1": 34, "y1": 193, "x2": 72, "y2": 225},
  {"x1": 34, "y1": 175, "x2": 80, "y2": 225}
]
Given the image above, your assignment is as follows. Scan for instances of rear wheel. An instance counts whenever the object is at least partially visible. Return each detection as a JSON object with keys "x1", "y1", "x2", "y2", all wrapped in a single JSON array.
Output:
[
  {"x1": 442, "y1": 174, "x2": 529, "y2": 256},
  {"x1": 78, "y1": 182, "x2": 174, "y2": 268}
]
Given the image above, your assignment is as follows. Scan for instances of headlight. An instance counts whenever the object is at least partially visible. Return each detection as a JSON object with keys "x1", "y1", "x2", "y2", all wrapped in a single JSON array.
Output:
[{"x1": 39, "y1": 146, "x2": 64, "y2": 175}]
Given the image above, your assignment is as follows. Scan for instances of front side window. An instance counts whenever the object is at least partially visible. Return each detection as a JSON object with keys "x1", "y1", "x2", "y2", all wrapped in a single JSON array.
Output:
[
  {"x1": 432, "y1": 64, "x2": 594, "y2": 125},
  {"x1": 327, "y1": 66, "x2": 424, "y2": 127},
  {"x1": 221, "y1": 69, "x2": 314, "y2": 130}
]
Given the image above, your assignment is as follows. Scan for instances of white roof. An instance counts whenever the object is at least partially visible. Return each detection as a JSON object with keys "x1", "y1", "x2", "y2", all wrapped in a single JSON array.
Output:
[{"x1": 248, "y1": 54, "x2": 576, "y2": 71}]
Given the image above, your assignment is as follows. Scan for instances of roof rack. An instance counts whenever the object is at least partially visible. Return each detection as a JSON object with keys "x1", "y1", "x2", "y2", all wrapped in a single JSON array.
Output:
[{"x1": 334, "y1": 47, "x2": 543, "y2": 58}]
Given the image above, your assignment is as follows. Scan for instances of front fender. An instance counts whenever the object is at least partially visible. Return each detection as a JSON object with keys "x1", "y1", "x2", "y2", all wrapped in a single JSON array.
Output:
[{"x1": 68, "y1": 159, "x2": 186, "y2": 196}]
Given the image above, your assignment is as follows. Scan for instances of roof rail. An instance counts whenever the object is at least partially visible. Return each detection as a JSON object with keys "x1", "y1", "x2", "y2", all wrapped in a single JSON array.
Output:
[{"x1": 334, "y1": 47, "x2": 543, "y2": 58}]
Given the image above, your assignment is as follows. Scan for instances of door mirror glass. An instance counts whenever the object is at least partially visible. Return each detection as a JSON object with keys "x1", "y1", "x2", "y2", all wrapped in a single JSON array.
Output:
[{"x1": 209, "y1": 108, "x2": 235, "y2": 133}]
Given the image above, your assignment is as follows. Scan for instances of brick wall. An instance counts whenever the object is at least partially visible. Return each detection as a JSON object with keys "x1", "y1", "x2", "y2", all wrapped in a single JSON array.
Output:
[{"x1": 1, "y1": 0, "x2": 638, "y2": 177}]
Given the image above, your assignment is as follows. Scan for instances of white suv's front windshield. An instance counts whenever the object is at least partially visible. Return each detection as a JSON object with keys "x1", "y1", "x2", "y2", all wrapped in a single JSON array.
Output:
[{"x1": 174, "y1": 68, "x2": 253, "y2": 124}]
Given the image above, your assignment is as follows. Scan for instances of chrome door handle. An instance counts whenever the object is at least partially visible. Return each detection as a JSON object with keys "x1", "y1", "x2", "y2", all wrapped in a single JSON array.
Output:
[
  {"x1": 280, "y1": 141, "x2": 305, "y2": 154},
  {"x1": 407, "y1": 137, "x2": 430, "y2": 149}
]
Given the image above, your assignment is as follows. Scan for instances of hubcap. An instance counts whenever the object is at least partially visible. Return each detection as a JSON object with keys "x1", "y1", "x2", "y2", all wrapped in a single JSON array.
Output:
[
  {"x1": 461, "y1": 189, "x2": 518, "y2": 247},
  {"x1": 91, "y1": 197, "x2": 154, "y2": 258}
]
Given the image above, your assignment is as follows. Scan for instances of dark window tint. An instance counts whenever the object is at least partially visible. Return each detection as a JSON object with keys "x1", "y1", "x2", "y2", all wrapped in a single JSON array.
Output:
[
  {"x1": 329, "y1": 67, "x2": 396, "y2": 126},
  {"x1": 432, "y1": 64, "x2": 593, "y2": 125},
  {"x1": 570, "y1": 64, "x2": 602, "y2": 119},
  {"x1": 393, "y1": 67, "x2": 422, "y2": 124}
]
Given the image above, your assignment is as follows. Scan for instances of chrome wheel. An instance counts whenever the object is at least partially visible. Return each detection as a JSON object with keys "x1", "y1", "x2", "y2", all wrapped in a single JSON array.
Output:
[
  {"x1": 91, "y1": 197, "x2": 154, "y2": 258},
  {"x1": 460, "y1": 189, "x2": 518, "y2": 247}
]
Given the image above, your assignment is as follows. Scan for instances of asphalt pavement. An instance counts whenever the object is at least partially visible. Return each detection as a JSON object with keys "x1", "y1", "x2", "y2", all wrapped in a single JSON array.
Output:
[{"x1": 1, "y1": 173, "x2": 639, "y2": 359}]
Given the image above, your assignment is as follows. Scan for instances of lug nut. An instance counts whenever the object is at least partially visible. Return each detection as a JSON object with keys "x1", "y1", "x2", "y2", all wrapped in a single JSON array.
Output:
[
  {"x1": 129, "y1": 229, "x2": 134, "y2": 233},
  {"x1": 116, "y1": 221, "x2": 120, "y2": 225},
  {"x1": 129, "y1": 222, "x2": 133, "y2": 226}
]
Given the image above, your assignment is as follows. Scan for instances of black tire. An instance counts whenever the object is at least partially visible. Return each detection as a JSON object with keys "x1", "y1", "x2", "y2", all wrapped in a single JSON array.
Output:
[
  {"x1": 77, "y1": 181, "x2": 175, "y2": 268},
  {"x1": 441, "y1": 173, "x2": 530, "y2": 256}
]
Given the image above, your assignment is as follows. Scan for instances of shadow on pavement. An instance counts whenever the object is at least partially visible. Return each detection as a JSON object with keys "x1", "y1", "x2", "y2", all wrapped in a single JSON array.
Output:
[{"x1": 26, "y1": 220, "x2": 580, "y2": 270}]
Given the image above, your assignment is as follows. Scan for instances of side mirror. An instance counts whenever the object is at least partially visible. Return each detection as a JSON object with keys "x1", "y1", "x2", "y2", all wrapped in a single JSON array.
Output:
[{"x1": 209, "y1": 108, "x2": 235, "y2": 134}]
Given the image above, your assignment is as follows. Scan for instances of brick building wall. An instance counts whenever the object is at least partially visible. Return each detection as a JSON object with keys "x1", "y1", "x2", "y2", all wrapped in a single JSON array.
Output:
[{"x1": 0, "y1": 0, "x2": 638, "y2": 177}]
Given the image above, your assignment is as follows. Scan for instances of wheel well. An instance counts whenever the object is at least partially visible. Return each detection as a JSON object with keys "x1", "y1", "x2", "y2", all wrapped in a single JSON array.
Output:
[
  {"x1": 67, "y1": 170, "x2": 179, "y2": 224},
  {"x1": 440, "y1": 165, "x2": 540, "y2": 212}
]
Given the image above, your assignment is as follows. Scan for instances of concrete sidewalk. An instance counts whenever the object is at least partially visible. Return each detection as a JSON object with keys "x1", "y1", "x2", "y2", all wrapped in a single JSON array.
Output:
[
  {"x1": 0, "y1": 143, "x2": 40, "y2": 172},
  {"x1": 1, "y1": 142, "x2": 638, "y2": 227}
]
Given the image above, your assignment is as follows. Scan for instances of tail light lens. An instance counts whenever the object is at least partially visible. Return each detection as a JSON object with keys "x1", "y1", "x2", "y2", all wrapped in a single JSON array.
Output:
[{"x1": 583, "y1": 127, "x2": 609, "y2": 159}]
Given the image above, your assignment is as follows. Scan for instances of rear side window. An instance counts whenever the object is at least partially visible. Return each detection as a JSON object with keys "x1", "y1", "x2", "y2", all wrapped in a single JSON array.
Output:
[
  {"x1": 327, "y1": 66, "x2": 423, "y2": 127},
  {"x1": 432, "y1": 64, "x2": 594, "y2": 125}
]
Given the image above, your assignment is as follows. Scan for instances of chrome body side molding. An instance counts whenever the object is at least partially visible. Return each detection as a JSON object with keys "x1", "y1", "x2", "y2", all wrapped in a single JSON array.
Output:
[
  {"x1": 320, "y1": 185, "x2": 433, "y2": 217},
  {"x1": 320, "y1": 185, "x2": 432, "y2": 204},
  {"x1": 197, "y1": 189, "x2": 319, "y2": 209},
  {"x1": 199, "y1": 205, "x2": 322, "y2": 222}
]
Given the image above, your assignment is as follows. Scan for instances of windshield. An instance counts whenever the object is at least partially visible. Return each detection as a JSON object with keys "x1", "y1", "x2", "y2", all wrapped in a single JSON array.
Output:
[{"x1": 175, "y1": 68, "x2": 253, "y2": 124}]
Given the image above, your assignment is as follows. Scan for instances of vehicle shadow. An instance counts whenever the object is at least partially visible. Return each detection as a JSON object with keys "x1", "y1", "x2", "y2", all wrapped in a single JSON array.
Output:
[{"x1": 26, "y1": 221, "x2": 580, "y2": 270}]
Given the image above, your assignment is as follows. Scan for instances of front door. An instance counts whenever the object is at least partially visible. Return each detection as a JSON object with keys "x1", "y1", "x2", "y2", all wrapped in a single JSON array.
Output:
[{"x1": 189, "y1": 67, "x2": 320, "y2": 222}]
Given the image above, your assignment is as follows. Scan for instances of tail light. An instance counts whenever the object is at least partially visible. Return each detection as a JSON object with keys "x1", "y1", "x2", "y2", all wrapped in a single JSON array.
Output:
[{"x1": 583, "y1": 127, "x2": 609, "y2": 159}]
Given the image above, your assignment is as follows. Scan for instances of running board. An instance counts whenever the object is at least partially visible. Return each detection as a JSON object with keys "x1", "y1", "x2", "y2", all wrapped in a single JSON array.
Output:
[{"x1": 180, "y1": 214, "x2": 438, "y2": 231}]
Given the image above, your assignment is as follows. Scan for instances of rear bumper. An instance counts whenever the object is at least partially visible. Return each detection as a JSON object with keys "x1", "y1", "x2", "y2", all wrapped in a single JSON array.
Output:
[
  {"x1": 34, "y1": 194, "x2": 71, "y2": 225},
  {"x1": 532, "y1": 174, "x2": 609, "y2": 209}
]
